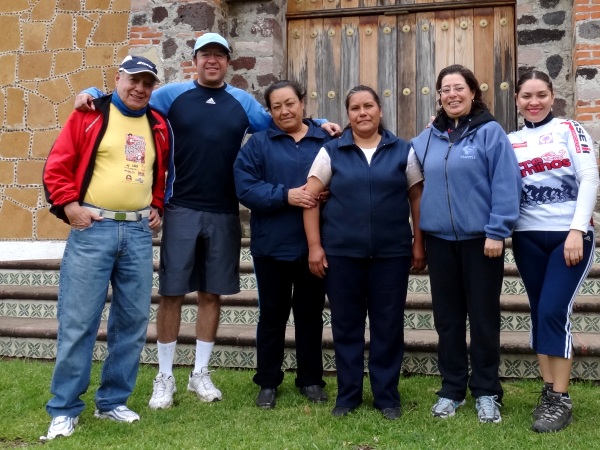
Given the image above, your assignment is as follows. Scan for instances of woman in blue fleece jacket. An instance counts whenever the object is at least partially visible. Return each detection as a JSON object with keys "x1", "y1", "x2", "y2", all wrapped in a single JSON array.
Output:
[
  {"x1": 411, "y1": 65, "x2": 521, "y2": 424},
  {"x1": 304, "y1": 85, "x2": 425, "y2": 420},
  {"x1": 234, "y1": 80, "x2": 333, "y2": 410}
]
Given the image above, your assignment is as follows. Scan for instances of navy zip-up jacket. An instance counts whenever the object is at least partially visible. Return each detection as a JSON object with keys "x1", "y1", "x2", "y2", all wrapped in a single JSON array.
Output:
[
  {"x1": 411, "y1": 111, "x2": 521, "y2": 241},
  {"x1": 320, "y1": 128, "x2": 413, "y2": 258},
  {"x1": 234, "y1": 119, "x2": 333, "y2": 260}
]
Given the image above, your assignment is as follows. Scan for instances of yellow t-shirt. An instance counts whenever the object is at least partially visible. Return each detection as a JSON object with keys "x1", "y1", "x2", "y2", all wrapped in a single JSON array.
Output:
[{"x1": 84, "y1": 104, "x2": 156, "y2": 211}]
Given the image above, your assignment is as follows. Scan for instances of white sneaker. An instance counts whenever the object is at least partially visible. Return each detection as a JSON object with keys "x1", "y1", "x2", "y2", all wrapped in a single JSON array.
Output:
[
  {"x1": 476, "y1": 395, "x2": 502, "y2": 423},
  {"x1": 94, "y1": 405, "x2": 140, "y2": 423},
  {"x1": 40, "y1": 416, "x2": 78, "y2": 441},
  {"x1": 187, "y1": 368, "x2": 222, "y2": 402},
  {"x1": 149, "y1": 372, "x2": 176, "y2": 409}
]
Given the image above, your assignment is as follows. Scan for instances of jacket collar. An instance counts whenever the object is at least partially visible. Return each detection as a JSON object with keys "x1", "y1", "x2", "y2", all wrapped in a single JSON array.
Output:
[
  {"x1": 266, "y1": 119, "x2": 329, "y2": 140},
  {"x1": 93, "y1": 94, "x2": 162, "y2": 128},
  {"x1": 337, "y1": 128, "x2": 398, "y2": 149}
]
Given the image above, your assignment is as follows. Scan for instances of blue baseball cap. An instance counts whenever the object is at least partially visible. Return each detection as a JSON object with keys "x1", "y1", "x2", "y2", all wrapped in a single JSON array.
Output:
[
  {"x1": 193, "y1": 33, "x2": 231, "y2": 56},
  {"x1": 119, "y1": 55, "x2": 160, "y2": 82}
]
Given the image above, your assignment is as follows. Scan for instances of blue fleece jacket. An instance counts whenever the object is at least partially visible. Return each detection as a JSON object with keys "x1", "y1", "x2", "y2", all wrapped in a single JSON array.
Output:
[
  {"x1": 411, "y1": 111, "x2": 521, "y2": 241},
  {"x1": 320, "y1": 128, "x2": 413, "y2": 258},
  {"x1": 234, "y1": 119, "x2": 333, "y2": 260}
]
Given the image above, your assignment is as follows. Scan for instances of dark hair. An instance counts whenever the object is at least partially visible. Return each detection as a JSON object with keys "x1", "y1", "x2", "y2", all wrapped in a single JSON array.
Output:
[
  {"x1": 515, "y1": 70, "x2": 553, "y2": 95},
  {"x1": 435, "y1": 64, "x2": 488, "y2": 116},
  {"x1": 264, "y1": 80, "x2": 306, "y2": 111},
  {"x1": 344, "y1": 85, "x2": 385, "y2": 133}
]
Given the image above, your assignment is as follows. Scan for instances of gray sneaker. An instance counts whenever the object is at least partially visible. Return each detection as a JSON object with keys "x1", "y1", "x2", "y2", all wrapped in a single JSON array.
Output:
[
  {"x1": 431, "y1": 397, "x2": 466, "y2": 418},
  {"x1": 94, "y1": 405, "x2": 140, "y2": 423},
  {"x1": 532, "y1": 385, "x2": 552, "y2": 420},
  {"x1": 476, "y1": 395, "x2": 502, "y2": 423},
  {"x1": 531, "y1": 392, "x2": 573, "y2": 433}
]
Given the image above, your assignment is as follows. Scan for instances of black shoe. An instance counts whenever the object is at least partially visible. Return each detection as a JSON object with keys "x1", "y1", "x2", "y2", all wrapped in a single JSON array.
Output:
[
  {"x1": 300, "y1": 385, "x2": 328, "y2": 403},
  {"x1": 255, "y1": 388, "x2": 276, "y2": 409},
  {"x1": 331, "y1": 406, "x2": 356, "y2": 417},
  {"x1": 381, "y1": 407, "x2": 401, "y2": 420}
]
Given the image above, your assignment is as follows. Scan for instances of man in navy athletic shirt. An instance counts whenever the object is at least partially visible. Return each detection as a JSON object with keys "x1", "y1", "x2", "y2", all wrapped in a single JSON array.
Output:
[{"x1": 75, "y1": 33, "x2": 340, "y2": 409}]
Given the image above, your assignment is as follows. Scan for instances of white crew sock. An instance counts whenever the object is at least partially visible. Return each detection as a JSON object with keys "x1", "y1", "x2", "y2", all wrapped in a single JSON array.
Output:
[
  {"x1": 193, "y1": 340, "x2": 214, "y2": 374},
  {"x1": 157, "y1": 340, "x2": 177, "y2": 377}
]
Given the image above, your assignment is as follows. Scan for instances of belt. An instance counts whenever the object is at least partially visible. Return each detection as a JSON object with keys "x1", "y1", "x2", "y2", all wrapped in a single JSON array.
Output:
[{"x1": 83, "y1": 206, "x2": 150, "y2": 222}]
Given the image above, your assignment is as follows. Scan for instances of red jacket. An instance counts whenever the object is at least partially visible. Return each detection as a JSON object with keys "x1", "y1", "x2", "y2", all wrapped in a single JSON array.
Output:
[{"x1": 43, "y1": 95, "x2": 172, "y2": 224}]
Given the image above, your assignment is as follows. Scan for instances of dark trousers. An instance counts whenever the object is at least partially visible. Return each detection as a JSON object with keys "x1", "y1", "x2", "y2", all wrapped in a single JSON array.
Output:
[
  {"x1": 425, "y1": 235, "x2": 503, "y2": 402},
  {"x1": 325, "y1": 255, "x2": 411, "y2": 410},
  {"x1": 512, "y1": 230, "x2": 594, "y2": 358},
  {"x1": 252, "y1": 257, "x2": 325, "y2": 389}
]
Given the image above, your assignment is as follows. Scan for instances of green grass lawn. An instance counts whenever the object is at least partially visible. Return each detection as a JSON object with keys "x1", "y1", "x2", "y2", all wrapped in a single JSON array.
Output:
[{"x1": 1, "y1": 358, "x2": 598, "y2": 449}]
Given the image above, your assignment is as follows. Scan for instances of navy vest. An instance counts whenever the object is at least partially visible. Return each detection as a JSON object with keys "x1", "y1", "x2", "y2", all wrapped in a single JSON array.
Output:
[{"x1": 321, "y1": 129, "x2": 413, "y2": 258}]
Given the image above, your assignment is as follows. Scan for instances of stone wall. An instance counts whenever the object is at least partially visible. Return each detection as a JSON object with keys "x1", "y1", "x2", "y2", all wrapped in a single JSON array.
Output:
[{"x1": 0, "y1": 0, "x2": 598, "y2": 244}]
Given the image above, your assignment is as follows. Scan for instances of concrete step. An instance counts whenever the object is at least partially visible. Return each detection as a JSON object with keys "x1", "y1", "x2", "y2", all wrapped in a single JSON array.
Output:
[
  {"x1": 1, "y1": 317, "x2": 599, "y2": 379},
  {"x1": 2, "y1": 287, "x2": 600, "y2": 334}
]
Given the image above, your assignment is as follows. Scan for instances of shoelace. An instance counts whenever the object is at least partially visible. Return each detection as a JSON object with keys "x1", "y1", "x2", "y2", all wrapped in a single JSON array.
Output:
[
  {"x1": 540, "y1": 400, "x2": 569, "y2": 422},
  {"x1": 478, "y1": 396, "x2": 499, "y2": 417}
]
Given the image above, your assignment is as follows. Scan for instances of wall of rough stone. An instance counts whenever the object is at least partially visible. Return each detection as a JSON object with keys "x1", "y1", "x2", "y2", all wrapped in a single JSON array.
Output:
[{"x1": 1, "y1": 0, "x2": 598, "y2": 243}]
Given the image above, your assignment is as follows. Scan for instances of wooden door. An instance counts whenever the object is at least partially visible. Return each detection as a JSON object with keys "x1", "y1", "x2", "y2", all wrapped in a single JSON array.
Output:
[{"x1": 287, "y1": 1, "x2": 516, "y2": 139}]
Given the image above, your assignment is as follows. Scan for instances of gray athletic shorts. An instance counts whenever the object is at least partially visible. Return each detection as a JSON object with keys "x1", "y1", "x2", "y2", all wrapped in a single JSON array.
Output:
[{"x1": 158, "y1": 203, "x2": 241, "y2": 296}]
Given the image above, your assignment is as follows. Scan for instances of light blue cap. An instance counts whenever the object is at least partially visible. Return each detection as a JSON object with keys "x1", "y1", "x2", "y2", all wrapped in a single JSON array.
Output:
[{"x1": 193, "y1": 33, "x2": 231, "y2": 55}]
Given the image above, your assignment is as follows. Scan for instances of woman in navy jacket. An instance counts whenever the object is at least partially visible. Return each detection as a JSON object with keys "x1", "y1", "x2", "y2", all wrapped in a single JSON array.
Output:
[
  {"x1": 411, "y1": 65, "x2": 521, "y2": 424},
  {"x1": 304, "y1": 85, "x2": 425, "y2": 420},
  {"x1": 234, "y1": 80, "x2": 333, "y2": 409}
]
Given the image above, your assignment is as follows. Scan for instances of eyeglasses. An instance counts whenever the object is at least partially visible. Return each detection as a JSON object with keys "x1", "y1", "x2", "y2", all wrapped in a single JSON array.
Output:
[
  {"x1": 197, "y1": 52, "x2": 228, "y2": 60},
  {"x1": 437, "y1": 85, "x2": 468, "y2": 95}
]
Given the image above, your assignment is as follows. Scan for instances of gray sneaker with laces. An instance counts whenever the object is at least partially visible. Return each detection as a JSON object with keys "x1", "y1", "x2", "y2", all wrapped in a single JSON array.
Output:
[
  {"x1": 531, "y1": 391, "x2": 573, "y2": 433},
  {"x1": 40, "y1": 416, "x2": 78, "y2": 441},
  {"x1": 532, "y1": 384, "x2": 552, "y2": 420},
  {"x1": 431, "y1": 397, "x2": 466, "y2": 418},
  {"x1": 476, "y1": 395, "x2": 502, "y2": 423}
]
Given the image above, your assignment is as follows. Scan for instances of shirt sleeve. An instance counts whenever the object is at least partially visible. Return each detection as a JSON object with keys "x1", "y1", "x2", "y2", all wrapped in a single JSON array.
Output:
[
  {"x1": 307, "y1": 147, "x2": 332, "y2": 186},
  {"x1": 406, "y1": 147, "x2": 424, "y2": 188}
]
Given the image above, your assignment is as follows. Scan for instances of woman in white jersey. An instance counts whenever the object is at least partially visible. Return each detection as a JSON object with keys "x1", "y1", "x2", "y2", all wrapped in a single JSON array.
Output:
[{"x1": 508, "y1": 70, "x2": 599, "y2": 433}]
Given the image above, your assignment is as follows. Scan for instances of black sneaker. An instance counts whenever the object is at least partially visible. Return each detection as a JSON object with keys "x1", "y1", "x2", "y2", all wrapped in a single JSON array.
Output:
[
  {"x1": 531, "y1": 391, "x2": 573, "y2": 433},
  {"x1": 532, "y1": 384, "x2": 552, "y2": 420}
]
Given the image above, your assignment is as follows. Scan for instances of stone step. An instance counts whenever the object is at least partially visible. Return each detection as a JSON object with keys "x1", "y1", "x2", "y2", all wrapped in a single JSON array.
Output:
[
  {"x1": 2, "y1": 287, "x2": 600, "y2": 333},
  {"x1": 1, "y1": 317, "x2": 599, "y2": 380}
]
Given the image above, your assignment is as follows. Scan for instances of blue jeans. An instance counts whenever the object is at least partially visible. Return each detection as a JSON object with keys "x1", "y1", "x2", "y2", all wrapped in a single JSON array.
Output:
[{"x1": 46, "y1": 218, "x2": 153, "y2": 418}]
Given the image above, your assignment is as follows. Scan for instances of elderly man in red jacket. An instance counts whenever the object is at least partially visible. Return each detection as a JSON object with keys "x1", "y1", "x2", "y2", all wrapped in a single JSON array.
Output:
[{"x1": 41, "y1": 55, "x2": 171, "y2": 441}]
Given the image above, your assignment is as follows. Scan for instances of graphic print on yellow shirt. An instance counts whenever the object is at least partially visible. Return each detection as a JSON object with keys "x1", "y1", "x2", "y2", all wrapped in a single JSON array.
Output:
[{"x1": 84, "y1": 104, "x2": 156, "y2": 211}]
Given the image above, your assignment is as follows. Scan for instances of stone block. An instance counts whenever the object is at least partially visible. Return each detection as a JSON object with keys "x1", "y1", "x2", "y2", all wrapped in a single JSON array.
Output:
[
  {"x1": 32, "y1": 130, "x2": 61, "y2": 158},
  {"x1": 48, "y1": 14, "x2": 75, "y2": 50},
  {"x1": 68, "y1": 68, "x2": 106, "y2": 95},
  {"x1": 18, "y1": 53, "x2": 53, "y2": 81},
  {"x1": 38, "y1": 78, "x2": 73, "y2": 104},
  {"x1": 17, "y1": 160, "x2": 46, "y2": 186},
  {"x1": 55, "y1": 51, "x2": 84, "y2": 76},
  {"x1": 0, "y1": 90, "x2": 4, "y2": 124},
  {"x1": 6, "y1": 88, "x2": 25, "y2": 127},
  {"x1": 0, "y1": 0, "x2": 28, "y2": 12},
  {"x1": 0, "y1": 54, "x2": 17, "y2": 86},
  {"x1": 0, "y1": 161, "x2": 15, "y2": 184},
  {"x1": 76, "y1": 16, "x2": 95, "y2": 48},
  {"x1": 31, "y1": 0, "x2": 55, "y2": 20},
  {"x1": 5, "y1": 187, "x2": 39, "y2": 208},
  {"x1": 86, "y1": 46, "x2": 116, "y2": 66},
  {"x1": 36, "y1": 208, "x2": 70, "y2": 240},
  {"x1": 0, "y1": 201, "x2": 33, "y2": 239},
  {"x1": 0, "y1": 131, "x2": 31, "y2": 158},
  {"x1": 27, "y1": 94, "x2": 57, "y2": 129},
  {"x1": 86, "y1": 0, "x2": 113, "y2": 10},
  {"x1": 58, "y1": 0, "x2": 82, "y2": 11},
  {"x1": 92, "y1": 13, "x2": 129, "y2": 44},
  {"x1": 57, "y1": 101, "x2": 76, "y2": 127},
  {"x1": 0, "y1": 16, "x2": 20, "y2": 52},
  {"x1": 111, "y1": 0, "x2": 131, "y2": 12},
  {"x1": 23, "y1": 23, "x2": 48, "y2": 52}
]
